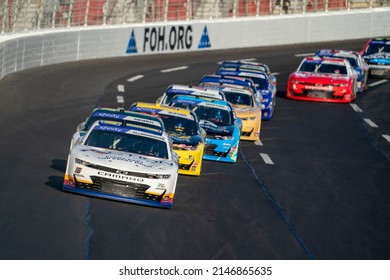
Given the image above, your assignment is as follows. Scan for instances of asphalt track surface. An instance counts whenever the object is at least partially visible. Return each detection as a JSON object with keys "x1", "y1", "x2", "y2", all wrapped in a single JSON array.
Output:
[{"x1": 0, "y1": 38, "x2": 389, "y2": 260}]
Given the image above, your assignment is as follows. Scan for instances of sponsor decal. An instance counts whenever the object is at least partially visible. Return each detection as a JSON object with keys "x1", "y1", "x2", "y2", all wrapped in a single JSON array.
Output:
[
  {"x1": 97, "y1": 171, "x2": 144, "y2": 182},
  {"x1": 126, "y1": 30, "x2": 138, "y2": 54},
  {"x1": 95, "y1": 112, "x2": 123, "y2": 119},
  {"x1": 126, "y1": 25, "x2": 212, "y2": 54},
  {"x1": 198, "y1": 26, "x2": 211, "y2": 49},
  {"x1": 143, "y1": 25, "x2": 192, "y2": 52},
  {"x1": 305, "y1": 85, "x2": 333, "y2": 91}
]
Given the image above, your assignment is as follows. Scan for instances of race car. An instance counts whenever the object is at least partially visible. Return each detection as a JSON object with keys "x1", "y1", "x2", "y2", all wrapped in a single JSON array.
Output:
[
  {"x1": 286, "y1": 56, "x2": 358, "y2": 103},
  {"x1": 200, "y1": 85, "x2": 261, "y2": 141},
  {"x1": 218, "y1": 60, "x2": 277, "y2": 85},
  {"x1": 314, "y1": 49, "x2": 369, "y2": 92},
  {"x1": 199, "y1": 74, "x2": 259, "y2": 103},
  {"x1": 169, "y1": 95, "x2": 241, "y2": 163},
  {"x1": 156, "y1": 84, "x2": 225, "y2": 105},
  {"x1": 70, "y1": 107, "x2": 165, "y2": 150},
  {"x1": 360, "y1": 37, "x2": 390, "y2": 79},
  {"x1": 129, "y1": 102, "x2": 206, "y2": 176},
  {"x1": 214, "y1": 69, "x2": 277, "y2": 120},
  {"x1": 63, "y1": 121, "x2": 179, "y2": 208}
]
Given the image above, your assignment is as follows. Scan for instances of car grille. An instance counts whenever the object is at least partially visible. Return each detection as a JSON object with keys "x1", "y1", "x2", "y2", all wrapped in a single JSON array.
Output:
[
  {"x1": 204, "y1": 144, "x2": 229, "y2": 157},
  {"x1": 178, "y1": 160, "x2": 194, "y2": 170},
  {"x1": 75, "y1": 176, "x2": 164, "y2": 201},
  {"x1": 241, "y1": 128, "x2": 254, "y2": 137},
  {"x1": 298, "y1": 89, "x2": 340, "y2": 99}
]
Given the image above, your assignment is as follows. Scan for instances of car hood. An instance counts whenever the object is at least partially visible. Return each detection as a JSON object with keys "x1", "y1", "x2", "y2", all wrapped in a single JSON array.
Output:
[
  {"x1": 199, "y1": 120, "x2": 235, "y2": 136},
  {"x1": 170, "y1": 134, "x2": 204, "y2": 145},
  {"x1": 291, "y1": 72, "x2": 351, "y2": 83},
  {"x1": 72, "y1": 145, "x2": 177, "y2": 172},
  {"x1": 233, "y1": 105, "x2": 259, "y2": 117}
]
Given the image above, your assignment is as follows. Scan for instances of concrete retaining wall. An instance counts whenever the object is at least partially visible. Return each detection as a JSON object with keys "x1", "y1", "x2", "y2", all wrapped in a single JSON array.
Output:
[{"x1": 1, "y1": 8, "x2": 389, "y2": 79}]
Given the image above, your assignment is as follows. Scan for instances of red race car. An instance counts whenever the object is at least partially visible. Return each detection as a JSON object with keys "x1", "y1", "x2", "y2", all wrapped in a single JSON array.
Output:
[{"x1": 287, "y1": 56, "x2": 358, "y2": 103}]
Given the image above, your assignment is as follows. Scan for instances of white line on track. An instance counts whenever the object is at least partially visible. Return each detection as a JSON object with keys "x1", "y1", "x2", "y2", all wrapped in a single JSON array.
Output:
[
  {"x1": 260, "y1": 153, "x2": 274, "y2": 165},
  {"x1": 255, "y1": 139, "x2": 263, "y2": 146},
  {"x1": 294, "y1": 52, "x2": 315, "y2": 57},
  {"x1": 127, "y1": 75, "x2": 144, "y2": 82},
  {"x1": 161, "y1": 66, "x2": 188, "y2": 73},
  {"x1": 383, "y1": 134, "x2": 390, "y2": 143},
  {"x1": 117, "y1": 84, "x2": 125, "y2": 92},
  {"x1": 368, "y1": 79, "x2": 388, "y2": 87},
  {"x1": 350, "y1": 103, "x2": 363, "y2": 113},
  {"x1": 238, "y1": 58, "x2": 257, "y2": 62},
  {"x1": 271, "y1": 72, "x2": 280, "y2": 76},
  {"x1": 364, "y1": 118, "x2": 379, "y2": 128},
  {"x1": 117, "y1": 95, "x2": 124, "y2": 104}
]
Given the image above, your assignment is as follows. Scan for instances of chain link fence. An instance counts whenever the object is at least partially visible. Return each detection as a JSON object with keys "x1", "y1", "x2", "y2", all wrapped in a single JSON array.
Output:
[{"x1": 1, "y1": 0, "x2": 389, "y2": 33}]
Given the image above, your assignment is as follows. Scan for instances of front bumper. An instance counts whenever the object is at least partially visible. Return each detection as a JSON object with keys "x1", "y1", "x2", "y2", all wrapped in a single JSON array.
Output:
[
  {"x1": 174, "y1": 147, "x2": 204, "y2": 176},
  {"x1": 63, "y1": 175, "x2": 174, "y2": 208},
  {"x1": 203, "y1": 139, "x2": 239, "y2": 163}
]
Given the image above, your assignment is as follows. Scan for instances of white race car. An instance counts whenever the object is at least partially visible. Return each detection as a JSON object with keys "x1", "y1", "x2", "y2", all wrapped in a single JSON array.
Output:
[{"x1": 63, "y1": 121, "x2": 179, "y2": 208}]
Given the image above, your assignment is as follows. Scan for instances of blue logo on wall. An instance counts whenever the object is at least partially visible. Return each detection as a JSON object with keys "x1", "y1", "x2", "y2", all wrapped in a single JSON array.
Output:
[
  {"x1": 126, "y1": 30, "x2": 138, "y2": 54},
  {"x1": 198, "y1": 26, "x2": 211, "y2": 49}
]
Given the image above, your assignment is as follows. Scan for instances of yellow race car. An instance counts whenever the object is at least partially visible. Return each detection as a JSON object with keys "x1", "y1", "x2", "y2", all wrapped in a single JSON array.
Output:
[
  {"x1": 220, "y1": 86, "x2": 262, "y2": 141},
  {"x1": 129, "y1": 102, "x2": 206, "y2": 176}
]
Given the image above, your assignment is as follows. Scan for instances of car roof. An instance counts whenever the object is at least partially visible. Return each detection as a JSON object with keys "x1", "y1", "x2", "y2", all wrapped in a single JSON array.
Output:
[
  {"x1": 315, "y1": 49, "x2": 359, "y2": 58},
  {"x1": 164, "y1": 84, "x2": 225, "y2": 100},
  {"x1": 170, "y1": 95, "x2": 232, "y2": 111},
  {"x1": 129, "y1": 102, "x2": 196, "y2": 120},
  {"x1": 304, "y1": 56, "x2": 348, "y2": 64},
  {"x1": 216, "y1": 69, "x2": 268, "y2": 79},
  {"x1": 200, "y1": 74, "x2": 256, "y2": 87},
  {"x1": 202, "y1": 84, "x2": 254, "y2": 95},
  {"x1": 91, "y1": 120, "x2": 166, "y2": 139},
  {"x1": 85, "y1": 107, "x2": 165, "y2": 131},
  {"x1": 219, "y1": 60, "x2": 270, "y2": 72},
  {"x1": 368, "y1": 37, "x2": 390, "y2": 44}
]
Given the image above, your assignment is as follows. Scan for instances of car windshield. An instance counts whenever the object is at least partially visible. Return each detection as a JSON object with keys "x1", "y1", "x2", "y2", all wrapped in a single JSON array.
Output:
[
  {"x1": 158, "y1": 114, "x2": 198, "y2": 136},
  {"x1": 249, "y1": 76, "x2": 267, "y2": 90},
  {"x1": 224, "y1": 91, "x2": 253, "y2": 106},
  {"x1": 299, "y1": 61, "x2": 347, "y2": 74},
  {"x1": 364, "y1": 43, "x2": 390, "y2": 55},
  {"x1": 162, "y1": 93, "x2": 177, "y2": 105},
  {"x1": 85, "y1": 130, "x2": 168, "y2": 159},
  {"x1": 193, "y1": 105, "x2": 232, "y2": 126}
]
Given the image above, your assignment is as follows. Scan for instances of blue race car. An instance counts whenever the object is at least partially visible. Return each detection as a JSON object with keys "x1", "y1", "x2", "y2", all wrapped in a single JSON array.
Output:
[
  {"x1": 360, "y1": 37, "x2": 390, "y2": 79},
  {"x1": 314, "y1": 49, "x2": 369, "y2": 92},
  {"x1": 213, "y1": 69, "x2": 276, "y2": 120},
  {"x1": 169, "y1": 95, "x2": 242, "y2": 163}
]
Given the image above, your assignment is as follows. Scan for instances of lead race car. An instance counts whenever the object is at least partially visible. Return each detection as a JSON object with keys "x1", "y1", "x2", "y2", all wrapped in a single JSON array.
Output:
[
  {"x1": 63, "y1": 121, "x2": 179, "y2": 208},
  {"x1": 129, "y1": 102, "x2": 206, "y2": 176},
  {"x1": 169, "y1": 95, "x2": 241, "y2": 163},
  {"x1": 286, "y1": 56, "x2": 358, "y2": 103},
  {"x1": 360, "y1": 37, "x2": 390, "y2": 79}
]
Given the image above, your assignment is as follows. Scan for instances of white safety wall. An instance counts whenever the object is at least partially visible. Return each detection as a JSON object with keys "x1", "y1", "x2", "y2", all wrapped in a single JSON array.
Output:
[{"x1": 0, "y1": 8, "x2": 389, "y2": 79}]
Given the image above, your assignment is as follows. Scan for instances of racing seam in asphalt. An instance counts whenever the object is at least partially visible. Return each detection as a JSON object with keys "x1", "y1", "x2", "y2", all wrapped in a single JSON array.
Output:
[
  {"x1": 84, "y1": 201, "x2": 94, "y2": 259},
  {"x1": 239, "y1": 147, "x2": 316, "y2": 260}
]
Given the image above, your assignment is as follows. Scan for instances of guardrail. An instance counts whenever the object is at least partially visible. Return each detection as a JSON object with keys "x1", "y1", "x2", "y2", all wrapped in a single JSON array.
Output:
[{"x1": 1, "y1": 0, "x2": 389, "y2": 33}]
